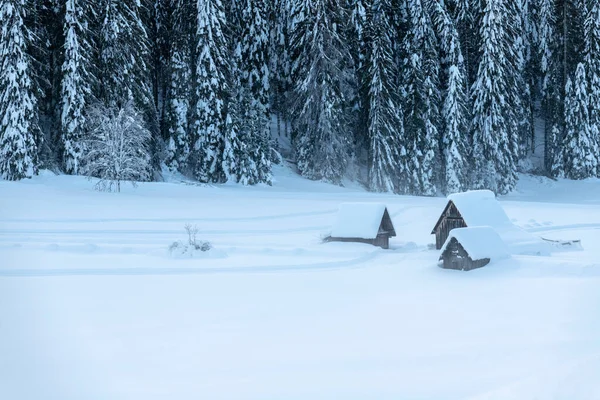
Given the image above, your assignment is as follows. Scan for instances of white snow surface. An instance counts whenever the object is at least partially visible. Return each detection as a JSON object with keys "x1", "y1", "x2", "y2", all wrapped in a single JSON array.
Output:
[
  {"x1": 448, "y1": 190, "x2": 511, "y2": 226},
  {"x1": 330, "y1": 202, "x2": 390, "y2": 239},
  {"x1": 441, "y1": 226, "x2": 510, "y2": 261},
  {"x1": 446, "y1": 189, "x2": 552, "y2": 255},
  {"x1": 1, "y1": 167, "x2": 600, "y2": 400}
]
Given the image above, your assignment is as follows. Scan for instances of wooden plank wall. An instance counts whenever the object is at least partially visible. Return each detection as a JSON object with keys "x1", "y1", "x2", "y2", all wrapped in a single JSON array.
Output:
[{"x1": 436, "y1": 217, "x2": 467, "y2": 249}]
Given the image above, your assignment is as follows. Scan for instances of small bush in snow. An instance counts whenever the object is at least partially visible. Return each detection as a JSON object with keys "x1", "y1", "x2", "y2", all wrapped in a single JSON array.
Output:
[
  {"x1": 184, "y1": 224, "x2": 212, "y2": 251},
  {"x1": 82, "y1": 102, "x2": 151, "y2": 192},
  {"x1": 169, "y1": 240, "x2": 212, "y2": 255},
  {"x1": 169, "y1": 224, "x2": 212, "y2": 257}
]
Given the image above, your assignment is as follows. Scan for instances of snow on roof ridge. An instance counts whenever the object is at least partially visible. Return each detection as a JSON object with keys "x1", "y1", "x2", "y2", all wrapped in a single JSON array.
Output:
[
  {"x1": 441, "y1": 226, "x2": 511, "y2": 261},
  {"x1": 447, "y1": 189, "x2": 513, "y2": 228},
  {"x1": 447, "y1": 189, "x2": 496, "y2": 201}
]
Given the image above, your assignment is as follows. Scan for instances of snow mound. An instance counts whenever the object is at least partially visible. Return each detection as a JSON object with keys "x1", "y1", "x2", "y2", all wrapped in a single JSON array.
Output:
[
  {"x1": 441, "y1": 226, "x2": 510, "y2": 261},
  {"x1": 330, "y1": 203, "x2": 390, "y2": 239}
]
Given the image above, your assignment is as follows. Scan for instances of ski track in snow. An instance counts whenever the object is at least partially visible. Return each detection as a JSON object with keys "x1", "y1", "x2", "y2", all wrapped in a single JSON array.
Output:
[
  {"x1": 0, "y1": 251, "x2": 382, "y2": 277},
  {"x1": 0, "y1": 208, "x2": 339, "y2": 224},
  {"x1": 0, "y1": 226, "x2": 331, "y2": 237},
  {"x1": 524, "y1": 222, "x2": 600, "y2": 233}
]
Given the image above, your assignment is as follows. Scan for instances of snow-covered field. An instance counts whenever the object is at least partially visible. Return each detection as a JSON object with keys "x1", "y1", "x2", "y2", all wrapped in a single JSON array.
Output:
[{"x1": 1, "y1": 166, "x2": 600, "y2": 400}]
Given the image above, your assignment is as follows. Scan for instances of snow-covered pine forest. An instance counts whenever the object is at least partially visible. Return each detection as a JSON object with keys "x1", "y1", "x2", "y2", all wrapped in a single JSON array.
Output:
[{"x1": 1, "y1": 0, "x2": 600, "y2": 195}]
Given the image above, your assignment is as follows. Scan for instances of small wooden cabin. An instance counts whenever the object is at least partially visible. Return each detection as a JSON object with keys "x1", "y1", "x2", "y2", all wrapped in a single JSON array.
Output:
[
  {"x1": 432, "y1": 190, "x2": 552, "y2": 256},
  {"x1": 431, "y1": 190, "x2": 513, "y2": 250},
  {"x1": 328, "y1": 203, "x2": 396, "y2": 249},
  {"x1": 439, "y1": 227, "x2": 510, "y2": 271}
]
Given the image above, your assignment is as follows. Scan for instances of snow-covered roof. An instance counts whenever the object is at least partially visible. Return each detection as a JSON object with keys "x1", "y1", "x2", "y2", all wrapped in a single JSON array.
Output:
[
  {"x1": 441, "y1": 226, "x2": 510, "y2": 261},
  {"x1": 437, "y1": 190, "x2": 551, "y2": 256},
  {"x1": 330, "y1": 203, "x2": 395, "y2": 239},
  {"x1": 447, "y1": 190, "x2": 512, "y2": 228}
]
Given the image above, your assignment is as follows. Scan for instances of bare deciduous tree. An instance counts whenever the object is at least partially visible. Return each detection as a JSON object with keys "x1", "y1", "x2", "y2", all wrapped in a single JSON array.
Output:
[{"x1": 82, "y1": 102, "x2": 151, "y2": 192}]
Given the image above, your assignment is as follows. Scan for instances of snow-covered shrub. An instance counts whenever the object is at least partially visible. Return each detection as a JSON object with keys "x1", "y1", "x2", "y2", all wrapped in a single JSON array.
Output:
[
  {"x1": 82, "y1": 102, "x2": 151, "y2": 192},
  {"x1": 169, "y1": 224, "x2": 212, "y2": 257},
  {"x1": 184, "y1": 224, "x2": 211, "y2": 250}
]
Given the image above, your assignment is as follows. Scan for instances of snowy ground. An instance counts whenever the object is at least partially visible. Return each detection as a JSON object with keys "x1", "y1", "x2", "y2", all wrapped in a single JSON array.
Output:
[{"x1": 1, "y1": 166, "x2": 600, "y2": 400}]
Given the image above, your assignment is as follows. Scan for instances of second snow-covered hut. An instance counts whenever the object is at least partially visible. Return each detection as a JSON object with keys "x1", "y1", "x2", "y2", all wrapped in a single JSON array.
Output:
[{"x1": 431, "y1": 190, "x2": 550, "y2": 255}]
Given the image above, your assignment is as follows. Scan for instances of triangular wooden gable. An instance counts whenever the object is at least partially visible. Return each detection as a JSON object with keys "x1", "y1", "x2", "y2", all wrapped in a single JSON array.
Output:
[
  {"x1": 378, "y1": 208, "x2": 396, "y2": 237},
  {"x1": 431, "y1": 200, "x2": 464, "y2": 234}
]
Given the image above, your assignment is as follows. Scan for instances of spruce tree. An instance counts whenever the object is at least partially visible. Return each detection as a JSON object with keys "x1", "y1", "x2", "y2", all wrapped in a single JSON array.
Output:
[
  {"x1": 442, "y1": 65, "x2": 469, "y2": 194},
  {"x1": 430, "y1": 0, "x2": 469, "y2": 194},
  {"x1": 270, "y1": 0, "x2": 293, "y2": 139},
  {"x1": 98, "y1": 0, "x2": 158, "y2": 169},
  {"x1": 562, "y1": 63, "x2": 597, "y2": 179},
  {"x1": 151, "y1": 0, "x2": 172, "y2": 137},
  {"x1": 559, "y1": 0, "x2": 586, "y2": 76},
  {"x1": 539, "y1": 0, "x2": 563, "y2": 174},
  {"x1": 551, "y1": 124, "x2": 565, "y2": 177},
  {"x1": 234, "y1": 0, "x2": 272, "y2": 184},
  {"x1": 453, "y1": 0, "x2": 481, "y2": 90},
  {"x1": 509, "y1": 0, "x2": 534, "y2": 160},
  {"x1": 547, "y1": 0, "x2": 588, "y2": 177},
  {"x1": 164, "y1": 0, "x2": 194, "y2": 172},
  {"x1": 348, "y1": 0, "x2": 369, "y2": 159},
  {"x1": 430, "y1": 0, "x2": 463, "y2": 68},
  {"x1": 366, "y1": 0, "x2": 407, "y2": 193},
  {"x1": 555, "y1": 0, "x2": 587, "y2": 123},
  {"x1": 222, "y1": 85, "x2": 256, "y2": 184},
  {"x1": 191, "y1": 0, "x2": 229, "y2": 183},
  {"x1": 0, "y1": 0, "x2": 40, "y2": 180},
  {"x1": 471, "y1": 0, "x2": 517, "y2": 194},
  {"x1": 60, "y1": 0, "x2": 95, "y2": 175},
  {"x1": 402, "y1": 0, "x2": 441, "y2": 195},
  {"x1": 290, "y1": 0, "x2": 353, "y2": 184},
  {"x1": 539, "y1": 0, "x2": 555, "y2": 108},
  {"x1": 584, "y1": 0, "x2": 600, "y2": 176},
  {"x1": 26, "y1": 0, "x2": 62, "y2": 166},
  {"x1": 98, "y1": 0, "x2": 154, "y2": 110},
  {"x1": 349, "y1": 0, "x2": 368, "y2": 73},
  {"x1": 288, "y1": 0, "x2": 306, "y2": 86},
  {"x1": 164, "y1": 44, "x2": 192, "y2": 173}
]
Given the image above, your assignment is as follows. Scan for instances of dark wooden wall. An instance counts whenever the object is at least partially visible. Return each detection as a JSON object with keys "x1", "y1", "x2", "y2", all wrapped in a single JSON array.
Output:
[
  {"x1": 380, "y1": 210, "x2": 396, "y2": 237},
  {"x1": 373, "y1": 234, "x2": 390, "y2": 249},
  {"x1": 435, "y1": 202, "x2": 467, "y2": 249},
  {"x1": 440, "y1": 238, "x2": 490, "y2": 271},
  {"x1": 327, "y1": 235, "x2": 390, "y2": 249}
]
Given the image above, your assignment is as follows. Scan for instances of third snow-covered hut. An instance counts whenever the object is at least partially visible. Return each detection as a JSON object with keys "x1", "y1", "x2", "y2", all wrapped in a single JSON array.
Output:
[{"x1": 439, "y1": 227, "x2": 510, "y2": 271}]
